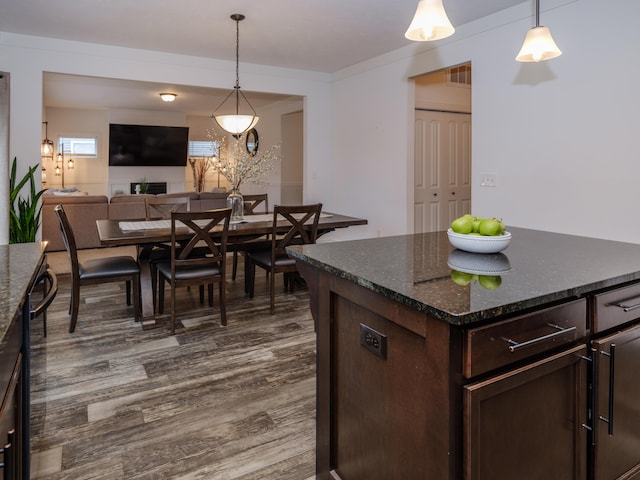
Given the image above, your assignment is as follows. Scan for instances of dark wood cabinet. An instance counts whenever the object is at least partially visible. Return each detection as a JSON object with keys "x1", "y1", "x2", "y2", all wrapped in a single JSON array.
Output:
[
  {"x1": 0, "y1": 245, "x2": 47, "y2": 480},
  {"x1": 306, "y1": 268, "x2": 640, "y2": 480},
  {"x1": 591, "y1": 325, "x2": 640, "y2": 480},
  {"x1": 464, "y1": 345, "x2": 587, "y2": 480},
  {"x1": 0, "y1": 307, "x2": 25, "y2": 480},
  {"x1": 289, "y1": 229, "x2": 640, "y2": 480}
]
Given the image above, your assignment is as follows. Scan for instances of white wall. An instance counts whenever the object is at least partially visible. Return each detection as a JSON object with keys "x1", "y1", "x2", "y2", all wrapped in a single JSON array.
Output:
[{"x1": 331, "y1": 0, "x2": 640, "y2": 244}]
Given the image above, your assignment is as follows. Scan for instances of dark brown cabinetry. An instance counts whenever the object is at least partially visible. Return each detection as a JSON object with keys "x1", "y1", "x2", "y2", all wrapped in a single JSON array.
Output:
[
  {"x1": 306, "y1": 270, "x2": 640, "y2": 480},
  {"x1": 0, "y1": 244, "x2": 47, "y2": 480},
  {"x1": 289, "y1": 228, "x2": 640, "y2": 480},
  {"x1": 465, "y1": 345, "x2": 587, "y2": 480},
  {"x1": 590, "y1": 283, "x2": 640, "y2": 480}
]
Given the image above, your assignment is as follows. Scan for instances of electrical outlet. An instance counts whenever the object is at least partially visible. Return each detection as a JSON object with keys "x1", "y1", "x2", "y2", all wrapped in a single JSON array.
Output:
[
  {"x1": 480, "y1": 173, "x2": 497, "y2": 187},
  {"x1": 360, "y1": 323, "x2": 387, "y2": 359}
]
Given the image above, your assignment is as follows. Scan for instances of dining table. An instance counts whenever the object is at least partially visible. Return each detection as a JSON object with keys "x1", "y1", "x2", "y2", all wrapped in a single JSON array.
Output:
[{"x1": 96, "y1": 212, "x2": 367, "y2": 328}]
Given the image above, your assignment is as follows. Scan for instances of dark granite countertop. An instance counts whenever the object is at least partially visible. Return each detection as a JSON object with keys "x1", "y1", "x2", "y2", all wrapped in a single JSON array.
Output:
[
  {"x1": 0, "y1": 242, "x2": 46, "y2": 342},
  {"x1": 287, "y1": 227, "x2": 640, "y2": 326}
]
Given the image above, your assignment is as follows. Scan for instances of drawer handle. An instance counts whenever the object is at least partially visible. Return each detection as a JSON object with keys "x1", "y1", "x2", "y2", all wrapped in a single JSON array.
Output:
[
  {"x1": 610, "y1": 300, "x2": 640, "y2": 312},
  {"x1": 504, "y1": 323, "x2": 577, "y2": 353}
]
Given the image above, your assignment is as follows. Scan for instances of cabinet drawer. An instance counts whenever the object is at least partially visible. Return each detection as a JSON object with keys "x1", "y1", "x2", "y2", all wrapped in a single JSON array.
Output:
[
  {"x1": 594, "y1": 283, "x2": 640, "y2": 333},
  {"x1": 463, "y1": 299, "x2": 586, "y2": 378}
]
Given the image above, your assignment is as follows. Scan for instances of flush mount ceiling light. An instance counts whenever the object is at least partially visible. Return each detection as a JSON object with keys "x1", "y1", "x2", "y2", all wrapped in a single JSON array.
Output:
[
  {"x1": 212, "y1": 14, "x2": 259, "y2": 136},
  {"x1": 516, "y1": 0, "x2": 562, "y2": 62},
  {"x1": 41, "y1": 121, "x2": 54, "y2": 159},
  {"x1": 405, "y1": 0, "x2": 455, "y2": 42},
  {"x1": 159, "y1": 93, "x2": 177, "y2": 102}
]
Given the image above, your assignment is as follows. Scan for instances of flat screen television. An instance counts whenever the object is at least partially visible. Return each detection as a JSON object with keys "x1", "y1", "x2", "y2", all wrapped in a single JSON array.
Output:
[{"x1": 108, "y1": 124, "x2": 189, "y2": 166}]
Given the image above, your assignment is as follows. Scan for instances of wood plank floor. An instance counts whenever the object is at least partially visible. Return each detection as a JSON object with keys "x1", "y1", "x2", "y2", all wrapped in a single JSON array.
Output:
[{"x1": 29, "y1": 255, "x2": 316, "y2": 479}]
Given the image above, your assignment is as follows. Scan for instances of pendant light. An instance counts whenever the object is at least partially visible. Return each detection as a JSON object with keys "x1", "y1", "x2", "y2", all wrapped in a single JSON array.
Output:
[
  {"x1": 405, "y1": 0, "x2": 455, "y2": 42},
  {"x1": 212, "y1": 14, "x2": 259, "y2": 136},
  {"x1": 516, "y1": 0, "x2": 562, "y2": 62},
  {"x1": 41, "y1": 121, "x2": 54, "y2": 159}
]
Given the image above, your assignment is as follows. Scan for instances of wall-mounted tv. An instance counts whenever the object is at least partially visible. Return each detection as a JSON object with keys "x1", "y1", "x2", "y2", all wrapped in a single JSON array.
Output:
[{"x1": 108, "y1": 124, "x2": 189, "y2": 166}]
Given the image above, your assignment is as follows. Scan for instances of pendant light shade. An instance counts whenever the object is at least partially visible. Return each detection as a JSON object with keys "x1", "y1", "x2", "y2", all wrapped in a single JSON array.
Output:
[
  {"x1": 405, "y1": 0, "x2": 455, "y2": 42},
  {"x1": 516, "y1": 0, "x2": 562, "y2": 62},
  {"x1": 213, "y1": 14, "x2": 259, "y2": 136}
]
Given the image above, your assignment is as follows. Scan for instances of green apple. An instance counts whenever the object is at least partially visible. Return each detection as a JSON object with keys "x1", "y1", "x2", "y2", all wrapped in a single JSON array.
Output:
[
  {"x1": 479, "y1": 218, "x2": 505, "y2": 236},
  {"x1": 478, "y1": 275, "x2": 502, "y2": 290},
  {"x1": 451, "y1": 270, "x2": 473, "y2": 286},
  {"x1": 451, "y1": 216, "x2": 473, "y2": 234},
  {"x1": 472, "y1": 216, "x2": 484, "y2": 233}
]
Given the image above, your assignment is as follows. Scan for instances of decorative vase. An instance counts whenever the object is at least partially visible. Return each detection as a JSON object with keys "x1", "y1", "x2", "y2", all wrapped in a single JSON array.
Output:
[{"x1": 227, "y1": 188, "x2": 244, "y2": 222}]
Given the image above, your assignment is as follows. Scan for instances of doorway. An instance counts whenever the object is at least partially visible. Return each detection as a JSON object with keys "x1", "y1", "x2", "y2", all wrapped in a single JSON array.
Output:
[{"x1": 413, "y1": 63, "x2": 471, "y2": 233}]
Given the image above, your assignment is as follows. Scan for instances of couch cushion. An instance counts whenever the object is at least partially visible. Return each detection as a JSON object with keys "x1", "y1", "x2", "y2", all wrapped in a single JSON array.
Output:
[
  {"x1": 42, "y1": 201, "x2": 109, "y2": 252},
  {"x1": 196, "y1": 192, "x2": 229, "y2": 211},
  {"x1": 108, "y1": 194, "x2": 151, "y2": 220}
]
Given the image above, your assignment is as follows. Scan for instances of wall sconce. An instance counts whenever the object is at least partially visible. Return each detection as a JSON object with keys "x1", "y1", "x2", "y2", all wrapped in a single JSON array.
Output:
[
  {"x1": 516, "y1": 0, "x2": 562, "y2": 62},
  {"x1": 405, "y1": 0, "x2": 455, "y2": 42},
  {"x1": 41, "y1": 121, "x2": 54, "y2": 160},
  {"x1": 160, "y1": 93, "x2": 177, "y2": 102}
]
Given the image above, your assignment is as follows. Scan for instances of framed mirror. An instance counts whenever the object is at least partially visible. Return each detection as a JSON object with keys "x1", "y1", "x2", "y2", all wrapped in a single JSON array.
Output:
[{"x1": 246, "y1": 128, "x2": 259, "y2": 156}]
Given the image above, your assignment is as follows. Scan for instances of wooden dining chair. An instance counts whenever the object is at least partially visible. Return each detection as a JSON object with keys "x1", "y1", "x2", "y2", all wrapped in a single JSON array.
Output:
[
  {"x1": 230, "y1": 193, "x2": 269, "y2": 281},
  {"x1": 155, "y1": 208, "x2": 231, "y2": 334},
  {"x1": 145, "y1": 196, "x2": 191, "y2": 220},
  {"x1": 54, "y1": 204, "x2": 141, "y2": 332},
  {"x1": 246, "y1": 203, "x2": 322, "y2": 314},
  {"x1": 144, "y1": 196, "x2": 191, "y2": 306}
]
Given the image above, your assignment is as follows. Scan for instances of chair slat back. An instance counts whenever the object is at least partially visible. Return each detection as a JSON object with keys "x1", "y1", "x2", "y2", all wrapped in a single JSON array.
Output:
[
  {"x1": 170, "y1": 208, "x2": 231, "y2": 272},
  {"x1": 145, "y1": 196, "x2": 191, "y2": 220},
  {"x1": 243, "y1": 194, "x2": 268, "y2": 215},
  {"x1": 54, "y1": 204, "x2": 80, "y2": 276},
  {"x1": 271, "y1": 203, "x2": 323, "y2": 256}
]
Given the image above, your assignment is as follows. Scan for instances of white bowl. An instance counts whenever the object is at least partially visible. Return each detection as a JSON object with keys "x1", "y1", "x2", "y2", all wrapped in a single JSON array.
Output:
[
  {"x1": 447, "y1": 228, "x2": 512, "y2": 254},
  {"x1": 447, "y1": 249, "x2": 511, "y2": 275}
]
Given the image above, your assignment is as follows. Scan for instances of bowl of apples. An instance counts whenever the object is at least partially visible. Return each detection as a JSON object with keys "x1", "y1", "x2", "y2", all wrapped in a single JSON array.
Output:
[{"x1": 447, "y1": 215, "x2": 511, "y2": 254}]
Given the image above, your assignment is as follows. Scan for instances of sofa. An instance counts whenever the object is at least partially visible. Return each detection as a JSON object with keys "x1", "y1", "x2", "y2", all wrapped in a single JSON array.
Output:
[{"x1": 42, "y1": 192, "x2": 229, "y2": 252}]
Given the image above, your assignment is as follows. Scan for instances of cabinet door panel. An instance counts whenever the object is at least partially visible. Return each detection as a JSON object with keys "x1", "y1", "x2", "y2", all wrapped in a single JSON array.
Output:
[
  {"x1": 464, "y1": 345, "x2": 587, "y2": 480},
  {"x1": 592, "y1": 325, "x2": 640, "y2": 480}
]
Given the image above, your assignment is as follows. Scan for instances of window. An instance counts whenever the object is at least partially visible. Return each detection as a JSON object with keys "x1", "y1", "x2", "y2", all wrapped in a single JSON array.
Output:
[
  {"x1": 58, "y1": 136, "x2": 98, "y2": 158},
  {"x1": 447, "y1": 64, "x2": 472, "y2": 86},
  {"x1": 188, "y1": 140, "x2": 219, "y2": 158}
]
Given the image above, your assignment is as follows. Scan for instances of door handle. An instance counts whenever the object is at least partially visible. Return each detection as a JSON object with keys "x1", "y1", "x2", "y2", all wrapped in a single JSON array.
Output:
[{"x1": 599, "y1": 344, "x2": 616, "y2": 436}]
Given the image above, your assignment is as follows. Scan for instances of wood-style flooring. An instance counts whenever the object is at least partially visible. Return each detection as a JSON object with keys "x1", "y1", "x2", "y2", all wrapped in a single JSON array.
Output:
[{"x1": 29, "y1": 255, "x2": 316, "y2": 479}]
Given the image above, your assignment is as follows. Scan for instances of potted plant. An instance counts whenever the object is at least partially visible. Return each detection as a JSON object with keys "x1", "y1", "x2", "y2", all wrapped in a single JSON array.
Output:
[{"x1": 9, "y1": 157, "x2": 47, "y2": 243}]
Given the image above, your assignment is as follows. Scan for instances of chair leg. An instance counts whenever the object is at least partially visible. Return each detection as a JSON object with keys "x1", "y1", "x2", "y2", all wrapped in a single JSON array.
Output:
[
  {"x1": 232, "y1": 251, "x2": 239, "y2": 281},
  {"x1": 269, "y1": 269, "x2": 276, "y2": 315},
  {"x1": 69, "y1": 281, "x2": 81, "y2": 333},
  {"x1": 248, "y1": 261, "x2": 256, "y2": 298},
  {"x1": 170, "y1": 282, "x2": 176, "y2": 335},
  {"x1": 133, "y1": 275, "x2": 141, "y2": 323},
  {"x1": 158, "y1": 277, "x2": 165, "y2": 314},
  {"x1": 126, "y1": 280, "x2": 132, "y2": 306},
  {"x1": 219, "y1": 279, "x2": 227, "y2": 326},
  {"x1": 244, "y1": 254, "x2": 251, "y2": 294},
  {"x1": 199, "y1": 285, "x2": 205, "y2": 304},
  {"x1": 208, "y1": 284, "x2": 214, "y2": 307}
]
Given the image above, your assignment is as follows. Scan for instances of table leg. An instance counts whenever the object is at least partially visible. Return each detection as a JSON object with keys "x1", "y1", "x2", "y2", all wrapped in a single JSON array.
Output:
[{"x1": 137, "y1": 245, "x2": 158, "y2": 329}]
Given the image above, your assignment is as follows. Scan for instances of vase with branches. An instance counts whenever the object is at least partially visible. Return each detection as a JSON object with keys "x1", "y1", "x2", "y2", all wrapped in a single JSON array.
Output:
[{"x1": 208, "y1": 130, "x2": 280, "y2": 220}]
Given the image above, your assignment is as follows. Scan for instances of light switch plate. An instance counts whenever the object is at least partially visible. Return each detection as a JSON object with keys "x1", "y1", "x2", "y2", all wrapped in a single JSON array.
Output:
[{"x1": 480, "y1": 173, "x2": 497, "y2": 187}]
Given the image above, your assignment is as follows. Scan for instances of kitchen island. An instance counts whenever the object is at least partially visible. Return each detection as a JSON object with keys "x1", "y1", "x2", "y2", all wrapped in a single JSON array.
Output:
[
  {"x1": 288, "y1": 227, "x2": 640, "y2": 480},
  {"x1": 0, "y1": 242, "x2": 47, "y2": 480}
]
